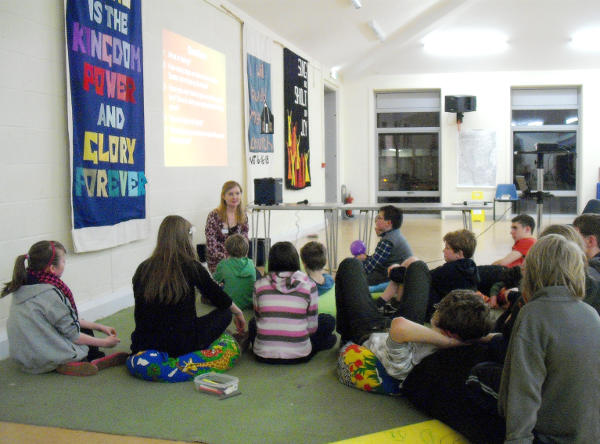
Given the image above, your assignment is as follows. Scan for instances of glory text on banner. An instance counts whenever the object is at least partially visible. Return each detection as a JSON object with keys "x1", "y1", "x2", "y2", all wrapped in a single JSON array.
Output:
[{"x1": 65, "y1": 0, "x2": 148, "y2": 252}]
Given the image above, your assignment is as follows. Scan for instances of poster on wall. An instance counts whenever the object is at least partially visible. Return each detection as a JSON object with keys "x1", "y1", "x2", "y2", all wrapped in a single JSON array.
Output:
[
  {"x1": 458, "y1": 129, "x2": 497, "y2": 187},
  {"x1": 65, "y1": 0, "x2": 148, "y2": 252},
  {"x1": 283, "y1": 48, "x2": 310, "y2": 190},
  {"x1": 243, "y1": 26, "x2": 273, "y2": 170}
]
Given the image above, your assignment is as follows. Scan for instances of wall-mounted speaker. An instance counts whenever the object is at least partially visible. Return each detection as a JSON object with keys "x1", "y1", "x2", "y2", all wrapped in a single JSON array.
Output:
[{"x1": 445, "y1": 95, "x2": 477, "y2": 113}]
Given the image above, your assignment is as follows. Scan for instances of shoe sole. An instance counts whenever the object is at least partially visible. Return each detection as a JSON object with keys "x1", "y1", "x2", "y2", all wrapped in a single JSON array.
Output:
[
  {"x1": 91, "y1": 352, "x2": 129, "y2": 370},
  {"x1": 56, "y1": 361, "x2": 98, "y2": 376}
]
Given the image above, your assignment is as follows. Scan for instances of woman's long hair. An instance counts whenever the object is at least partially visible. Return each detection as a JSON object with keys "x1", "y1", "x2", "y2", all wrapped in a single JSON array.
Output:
[
  {"x1": 521, "y1": 234, "x2": 586, "y2": 302},
  {"x1": 138, "y1": 215, "x2": 198, "y2": 304},
  {"x1": 216, "y1": 180, "x2": 247, "y2": 225},
  {"x1": 2, "y1": 241, "x2": 66, "y2": 296}
]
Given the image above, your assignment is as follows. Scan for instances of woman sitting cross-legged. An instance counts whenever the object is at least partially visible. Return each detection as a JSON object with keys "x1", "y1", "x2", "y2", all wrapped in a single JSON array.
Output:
[{"x1": 130, "y1": 215, "x2": 246, "y2": 359}]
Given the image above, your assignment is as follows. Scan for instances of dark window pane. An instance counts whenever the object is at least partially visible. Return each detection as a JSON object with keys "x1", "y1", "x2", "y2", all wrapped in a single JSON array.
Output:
[
  {"x1": 378, "y1": 133, "x2": 439, "y2": 192},
  {"x1": 377, "y1": 112, "x2": 440, "y2": 128},
  {"x1": 513, "y1": 131, "x2": 576, "y2": 191},
  {"x1": 511, "y1": 109, "x2": 578, "y2": 126}
]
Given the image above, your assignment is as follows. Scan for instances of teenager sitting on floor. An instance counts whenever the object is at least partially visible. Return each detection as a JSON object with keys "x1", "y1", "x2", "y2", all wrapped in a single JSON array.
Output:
[
  {"x1": 130, "y1": 215, "x2": 246, "y2": 358},
  {"x1": 492, "y1": 214, "x2": 536, "y2": 268},
  {"x1": 335, "y1": 256, "x2": 492, "y2": 395},
  {"x1": 355, "y1": 205, "x2": 413, "y2": 287},
  {"x1": 499, "y1": 234, "x2": 600, "y2": 443},
  {"x1": 376, "y1": 229, "x2": 479, "y2": 321}
]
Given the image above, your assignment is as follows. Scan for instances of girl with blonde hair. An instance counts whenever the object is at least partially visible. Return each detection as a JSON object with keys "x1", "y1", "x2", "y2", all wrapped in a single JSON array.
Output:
[
  {"x1": 131, "y1": 215, "x2": 245, "y2": 357},
  {"x1": 205, "y1": 180, "x2": 249, "y2": 273},
  {"x1": 499, "y1": 234, "x2": 600, "y2": 442}
]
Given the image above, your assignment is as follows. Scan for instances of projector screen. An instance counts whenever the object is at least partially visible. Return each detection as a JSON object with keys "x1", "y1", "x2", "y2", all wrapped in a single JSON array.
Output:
[{"x1": 162, "y1": 29, "x2": 227, "y2": 166}]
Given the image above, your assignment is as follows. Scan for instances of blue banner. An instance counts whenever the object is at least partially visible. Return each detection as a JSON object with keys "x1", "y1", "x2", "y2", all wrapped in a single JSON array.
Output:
[
  {"x1": 66, "y1": 0, "x2": 146, "y2": 231},
  {"x1": 247, "y1": 53, "x2": 273, "y2": 159}
]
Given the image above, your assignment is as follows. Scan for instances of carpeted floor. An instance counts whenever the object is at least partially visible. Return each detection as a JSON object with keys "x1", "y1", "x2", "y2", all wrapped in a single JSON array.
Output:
[{"x1": 0, "y1": 305, "x2": 431, "y2": 444}]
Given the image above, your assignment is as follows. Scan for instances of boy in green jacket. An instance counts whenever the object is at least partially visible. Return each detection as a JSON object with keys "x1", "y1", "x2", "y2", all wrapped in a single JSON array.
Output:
[{"x1": 213, "y1": 234, "x2": 256, "y2": 310}]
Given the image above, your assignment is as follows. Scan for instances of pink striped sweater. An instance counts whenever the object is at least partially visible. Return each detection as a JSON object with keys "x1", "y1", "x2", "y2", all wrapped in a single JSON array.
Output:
[{"x1": 252, "y1": 271, "x2": 318, "y2": 359}]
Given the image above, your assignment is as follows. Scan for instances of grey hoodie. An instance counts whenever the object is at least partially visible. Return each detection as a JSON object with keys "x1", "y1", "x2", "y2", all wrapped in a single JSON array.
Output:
[{"x1": 7, "y1": 284, "x2": 88, "y2": 373}]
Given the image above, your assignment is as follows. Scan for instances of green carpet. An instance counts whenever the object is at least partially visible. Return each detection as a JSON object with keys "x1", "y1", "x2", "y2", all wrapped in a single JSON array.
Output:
[{"x1": 0, "y1": 305, "x2": 430, "y2": 444}]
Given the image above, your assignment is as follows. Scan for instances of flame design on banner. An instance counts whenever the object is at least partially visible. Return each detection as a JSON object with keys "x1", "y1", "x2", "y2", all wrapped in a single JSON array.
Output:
[{"x1": 283, "y1": 48, "x2": 310, "y2": 190}]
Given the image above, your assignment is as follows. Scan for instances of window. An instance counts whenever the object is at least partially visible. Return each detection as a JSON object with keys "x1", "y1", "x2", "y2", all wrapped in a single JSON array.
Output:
[
  {"x1": 375, "y1": 91, "x2": 440, "y2": 203},
  {"x1": 511, "y1": 88, "x2": 579, "y2": 214}
]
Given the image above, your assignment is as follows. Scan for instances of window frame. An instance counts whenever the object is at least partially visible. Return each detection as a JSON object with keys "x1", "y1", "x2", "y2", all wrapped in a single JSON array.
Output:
[{"x1": 374, "y1": 91, "x2": 441, "y2": 201}]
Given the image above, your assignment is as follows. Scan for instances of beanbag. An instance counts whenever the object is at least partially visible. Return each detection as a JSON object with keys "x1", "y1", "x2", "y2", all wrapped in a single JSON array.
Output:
[
  {"x1": 127, "y1": 333, "x2": 240, "y2": 382},
  {"x1": 337, "y1": 342, "x2": 401, "y2": 395}
]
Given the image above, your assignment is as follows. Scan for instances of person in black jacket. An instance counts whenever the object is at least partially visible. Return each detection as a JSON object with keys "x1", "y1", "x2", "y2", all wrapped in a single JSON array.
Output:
[
  {"x1": 378, "y1": 229, "x2": 479, "y2": 322},
  {"x1": 130, "y1": 215, "x2": 246, "y2": 357}
]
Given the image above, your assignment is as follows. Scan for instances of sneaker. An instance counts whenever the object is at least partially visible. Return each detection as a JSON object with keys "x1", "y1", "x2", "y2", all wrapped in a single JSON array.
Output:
[
  {"x1": 377, "y1": 301, "x2": 400, "y2": 318},
  {"x1": 375, "y1": 297, "x2": 389, "y2": 308},
  {"x1": 56, "y1": 361, "x2": 98, "y2": 376},
  {"x1": 91, "y1": 352, "x2": 129, "y2": 370}
]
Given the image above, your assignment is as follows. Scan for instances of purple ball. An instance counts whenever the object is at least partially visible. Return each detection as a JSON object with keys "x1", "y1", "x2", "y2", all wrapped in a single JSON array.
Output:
[{"x1": 350, "y1": 240, "x2": 366, "y2": 256}]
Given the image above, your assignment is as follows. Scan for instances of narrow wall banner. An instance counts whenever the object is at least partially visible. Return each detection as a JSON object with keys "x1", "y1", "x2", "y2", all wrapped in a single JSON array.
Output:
[
  {"x1": 243, "y1": 26, "x2": 273, "y2": 170},
  {"x1": 283, "y1": 48, "x2": 310, "y2": 190},
  {"x1": 65, "y1": 0, "x2": 148, "y2": 252}
]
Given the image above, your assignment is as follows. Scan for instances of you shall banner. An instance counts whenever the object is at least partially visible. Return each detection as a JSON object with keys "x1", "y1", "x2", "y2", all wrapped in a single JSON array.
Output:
[
  {"x1": 65, "y1": 0, "x2": 148, "y2": 252},
  {"x1": 283, "y1": 48, "x2": 310, "y2": 190}
]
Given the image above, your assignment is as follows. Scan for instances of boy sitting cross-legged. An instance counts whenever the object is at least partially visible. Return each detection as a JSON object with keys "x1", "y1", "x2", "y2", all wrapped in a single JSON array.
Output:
[
  {"x1": 212, "y1": 234, "x2": 256, "y2": 310},
  {"x1": 300, "y1": 241, "x2": 334, "y2": 296}
]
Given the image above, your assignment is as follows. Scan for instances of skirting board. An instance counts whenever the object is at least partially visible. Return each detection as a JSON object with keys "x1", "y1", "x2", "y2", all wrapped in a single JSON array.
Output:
[{"x1": 0, "y1": 287, "x2": 134, "y2": 360}]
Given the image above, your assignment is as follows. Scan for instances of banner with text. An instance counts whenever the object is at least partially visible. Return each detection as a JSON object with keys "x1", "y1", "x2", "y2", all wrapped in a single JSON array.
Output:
[
  {"x1": 65, "y1": 0, "x2": 148, "y2": 252},
  {"x1": 243, "y1": 26, "x2": 273, "y2": 170},
  {"x1": 283, "y1": 48, "x2": 310, "y2": 189}
]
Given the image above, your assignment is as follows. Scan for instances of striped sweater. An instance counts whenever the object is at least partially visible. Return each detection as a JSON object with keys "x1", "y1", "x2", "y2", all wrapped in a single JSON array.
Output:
[{"x1": 252, "y1": 271, "x2": 318, "y2": 359}]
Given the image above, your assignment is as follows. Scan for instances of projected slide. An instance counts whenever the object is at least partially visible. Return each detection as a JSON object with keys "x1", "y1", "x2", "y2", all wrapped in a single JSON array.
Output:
[{"x1": 163, "y1": 30, "x2": 227, "y2": 166}]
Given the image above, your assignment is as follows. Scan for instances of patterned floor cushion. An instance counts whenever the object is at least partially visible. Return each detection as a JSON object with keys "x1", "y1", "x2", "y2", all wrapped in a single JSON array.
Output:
[
  {"x1": 337, "y1": 342, "x2": 402, "y2": 395},
  {"x1": 127, "y1": 333, "x2": 240, "y2": 382}
]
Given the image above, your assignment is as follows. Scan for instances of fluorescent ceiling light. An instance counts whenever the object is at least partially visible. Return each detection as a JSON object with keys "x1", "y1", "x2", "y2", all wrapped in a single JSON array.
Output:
[
  {"x1": 422, "y1": 29, "x2": 508, "y2": 56},
  {"x1": 368, "y1": 19, "x2": 386, "y2": 41},
  {"x1": 350, "y1": 0, "x2": 362, "y2": 9},
  {"x1": 570, "y1": 27, "x2": 600, "y2": 51}
]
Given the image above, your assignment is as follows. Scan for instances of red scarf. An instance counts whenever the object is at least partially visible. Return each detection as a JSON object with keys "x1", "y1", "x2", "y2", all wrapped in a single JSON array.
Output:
[{"x1": 27, "y1": 270, "x2": 78, "y2": 315}]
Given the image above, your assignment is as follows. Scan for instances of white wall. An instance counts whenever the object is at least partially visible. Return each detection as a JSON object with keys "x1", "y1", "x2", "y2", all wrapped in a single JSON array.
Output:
[
  {"x1": 340, "y1": 70, "x2": 600, "y2": 213},
  {"x1": 0, "y1": 0, "x2": 329, "y2": 358}
]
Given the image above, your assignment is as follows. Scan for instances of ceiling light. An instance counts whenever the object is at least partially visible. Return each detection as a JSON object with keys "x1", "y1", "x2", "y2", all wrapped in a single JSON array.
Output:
[
  {"x1": 368, "y1": 19, "x2": 385, "y2": 42},
  {"x1": 422, "y1": 29, "x2": 508, "y2": 56},
  {"x1": 350, "y1": 0, "x2": 362, "y2": 9},
  {"x1": 330, "y1": 68, "x2": 339, "y2": 80},
  {"x1": 570, "y1": 27, "x2": 600, "y2": 51}
]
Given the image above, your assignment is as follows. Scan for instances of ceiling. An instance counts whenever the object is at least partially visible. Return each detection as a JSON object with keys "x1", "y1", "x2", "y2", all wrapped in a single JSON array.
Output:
[{"x1": 225, "y1": 0, "x2": 600, "y2": 78}]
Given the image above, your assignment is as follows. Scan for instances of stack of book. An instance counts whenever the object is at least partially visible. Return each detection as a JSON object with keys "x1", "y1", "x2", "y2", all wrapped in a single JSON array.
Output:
[{"x1": 194, "y1": 372, "x2": 239, "y2": 398}]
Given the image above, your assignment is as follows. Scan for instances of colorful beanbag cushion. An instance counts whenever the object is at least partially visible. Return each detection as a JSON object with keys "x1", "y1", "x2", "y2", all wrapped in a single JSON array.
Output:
[
  {"x1": 337, "y1": 342, "x2": 402, "y2": 395},
  {"x1": 127, "y1": 333, "x2": 240, "y2": 382}
]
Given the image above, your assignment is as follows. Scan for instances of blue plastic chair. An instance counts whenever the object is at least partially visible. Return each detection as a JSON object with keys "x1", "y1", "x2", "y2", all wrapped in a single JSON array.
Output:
[{"x1": 493, "y1": 184, "x2": 519, "y2": 221}]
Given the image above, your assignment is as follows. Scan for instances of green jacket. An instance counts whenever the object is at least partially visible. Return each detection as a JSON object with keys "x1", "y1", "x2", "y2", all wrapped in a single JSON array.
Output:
[{"x1": 213, "y1": 257, "x2": 256, "y2": 310}]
